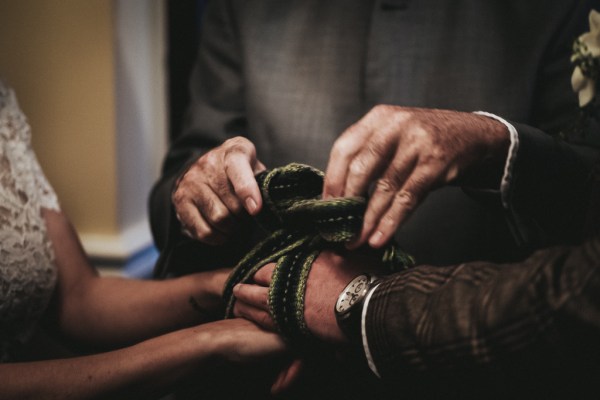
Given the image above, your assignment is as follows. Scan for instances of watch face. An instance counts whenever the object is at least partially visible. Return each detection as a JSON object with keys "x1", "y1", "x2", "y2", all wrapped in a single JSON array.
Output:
[{"x1": 335, "y1": 275, "x2": 369, "y2": 313}]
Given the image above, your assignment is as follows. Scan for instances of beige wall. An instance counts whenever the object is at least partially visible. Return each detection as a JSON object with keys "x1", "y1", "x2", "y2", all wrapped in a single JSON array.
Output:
[
  {"x1": 0, "y1": 0, "x2": 119, "y2": 235},
  {"x1": 0, "y1": 0, "x2": 167, "y2": 260}
]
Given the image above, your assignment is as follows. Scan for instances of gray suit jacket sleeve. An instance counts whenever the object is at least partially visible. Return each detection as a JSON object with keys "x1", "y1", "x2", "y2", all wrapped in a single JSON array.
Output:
[{"x1": 149, "y1": 0, "x2": 246, "y2": 251}]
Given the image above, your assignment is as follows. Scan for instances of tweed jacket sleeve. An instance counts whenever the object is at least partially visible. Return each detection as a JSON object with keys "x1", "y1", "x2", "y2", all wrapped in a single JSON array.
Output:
[
  {"x1": 365, "y1": 235, "x2": 600, "y2": 386},
  {"x1": 365, "y1": 157, "x2": 600, "y2": 389}
]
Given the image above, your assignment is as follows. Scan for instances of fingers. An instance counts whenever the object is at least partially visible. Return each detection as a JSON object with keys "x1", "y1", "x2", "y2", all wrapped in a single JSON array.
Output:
[
  {"x1": 271, "y1": 358, "x2": 304, "y2": 396},
  {"x1": 233, "y1": 283, "x2": 275, "y2": 330},
  {"x1": 327, "y1": 106, "x2": 465, "y2": 249},
  {"x1": 323, "y1": 113, "x2": 377, "y2": 199},
  {"x1": 342, "y1": 110, "x2": 409, "y2": 198},
  {"x1": 351, "y1": 150, "x2": 417, "y2": 248},
  {"x1": 172, "y1": 137, "x2": 265, "y2": 244},
  {"x1": 253, "y1": 263, "x2": 276, "y2": 286},
  {"x1": 174, "y1": 180, "x2": 238, "y2": 244},
  {"x1": 234, "y1": 283, "x2": 269, "y2": 309},
  {"x1": 365, "y1": 165, "x2": 442, "y2": 248},
  {"x1": 224, "y1": 138, "x2": 264, "y2": 216}
]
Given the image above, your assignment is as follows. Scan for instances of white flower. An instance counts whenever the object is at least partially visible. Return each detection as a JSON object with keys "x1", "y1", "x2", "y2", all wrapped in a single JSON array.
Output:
[{"x1": 571, "y1": 10, "x2": 600, "y2": 107}]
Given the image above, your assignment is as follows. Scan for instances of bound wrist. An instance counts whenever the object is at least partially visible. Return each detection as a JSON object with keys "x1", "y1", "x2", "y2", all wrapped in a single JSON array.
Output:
[{"x1": 334, "y1": 274, "x2": 381, "y2": 343}]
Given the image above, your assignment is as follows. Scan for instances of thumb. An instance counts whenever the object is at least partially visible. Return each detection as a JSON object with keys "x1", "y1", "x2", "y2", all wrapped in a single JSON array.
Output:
[{"x1": 270, "y1": 358, "x2": 304, "y2": 396}]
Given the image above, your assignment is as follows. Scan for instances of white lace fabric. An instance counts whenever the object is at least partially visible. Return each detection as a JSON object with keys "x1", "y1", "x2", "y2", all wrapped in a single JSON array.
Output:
[{"x1": 0, "y1": 81, "x2": 59, "y2": 362}]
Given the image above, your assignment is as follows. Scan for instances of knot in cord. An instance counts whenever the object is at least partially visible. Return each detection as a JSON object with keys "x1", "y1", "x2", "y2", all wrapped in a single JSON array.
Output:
[{"x1": 223, "y1": 163, "x2": 413, "y2": 343}]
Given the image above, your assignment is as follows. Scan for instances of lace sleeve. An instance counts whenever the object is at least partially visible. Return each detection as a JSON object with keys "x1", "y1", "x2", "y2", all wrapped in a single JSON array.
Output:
[
  {"x1": 0, "y1": 81, "x2": 59, "y2": 361},
  {"x1": 29, "y1": 150, "x2": 60, "y2": 212},
  {"x1": 0, "y1": 81, "x2": 60, "y2": 212}
]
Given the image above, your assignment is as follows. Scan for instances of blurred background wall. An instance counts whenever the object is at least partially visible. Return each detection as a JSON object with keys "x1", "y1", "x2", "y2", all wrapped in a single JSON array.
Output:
[{"x1": 0, "y1": 0, "x2": 168, "y2": 275}]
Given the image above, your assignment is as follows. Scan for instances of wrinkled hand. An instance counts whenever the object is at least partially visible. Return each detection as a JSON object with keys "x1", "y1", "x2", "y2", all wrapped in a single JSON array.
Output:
[
  {"x1": 323, "y1": 106, "x2": 509, "y2": 248},
  {"x1": 233, "y1": 249, "x2": 381, "y2": 343},
  {"x1": 172, "y1": 137, "x2": 266, "y2": 245}
]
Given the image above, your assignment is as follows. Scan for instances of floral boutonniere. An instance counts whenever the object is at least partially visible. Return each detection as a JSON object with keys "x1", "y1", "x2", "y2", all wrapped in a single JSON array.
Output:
[
  {"x1": 567, "y1": 9, "x2": 600, "y2": 145},
  {"x1": 571, "y1": 9, "x2": 600, "y2": 107}
]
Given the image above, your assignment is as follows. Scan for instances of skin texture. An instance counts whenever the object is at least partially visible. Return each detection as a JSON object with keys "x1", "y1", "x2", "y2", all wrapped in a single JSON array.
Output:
[
  {"x1": 231, "y1": 106, "x2": 509, "y2": 353},
  {"x1": 172, "y1": 106, "x2": 508, "y2": 250},
  {"x1": 0, "y1": 209, "x2": 292, "y2": 399},
  {"x1": 172, "y1": 136, "x2": 266, "y2": 245},
  {"x1": 233, "y1": 248, "x2": 382, "y2": 344},
  {"x1": 323, "y1": 106, "x2": 509, "y2": 248}
]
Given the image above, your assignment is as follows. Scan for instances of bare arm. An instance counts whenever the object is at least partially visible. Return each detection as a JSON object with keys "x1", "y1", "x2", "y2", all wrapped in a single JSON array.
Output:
[
  {"x1": 43, "y1": 209, "x2": 228, "y2": 346},
  {"x1": 0, "y1": 318, "x2": 287, "y2": 399},
  {"x1": 0, "y1": 210, "x2": 290, "y2": 398}
]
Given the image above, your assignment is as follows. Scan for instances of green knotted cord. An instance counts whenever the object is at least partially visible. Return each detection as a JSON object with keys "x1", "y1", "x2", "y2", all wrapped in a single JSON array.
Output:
[{"x1": 223, "y1": 163, "x2": 414, "y2": 343}]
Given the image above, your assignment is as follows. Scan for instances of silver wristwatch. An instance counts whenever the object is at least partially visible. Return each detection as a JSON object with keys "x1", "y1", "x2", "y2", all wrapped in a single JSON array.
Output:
[{"x1": 334, "y1": 273, "x2": 380, "y2": 342}]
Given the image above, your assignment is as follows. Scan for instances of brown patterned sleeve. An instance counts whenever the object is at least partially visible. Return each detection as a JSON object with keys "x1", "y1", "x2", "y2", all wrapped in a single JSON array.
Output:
[{"x1": 366, "y1": 236, "x2": 600, "y2": 391}]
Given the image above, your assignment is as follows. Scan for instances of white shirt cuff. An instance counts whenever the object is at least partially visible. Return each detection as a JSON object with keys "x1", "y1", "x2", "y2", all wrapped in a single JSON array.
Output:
[
  {"x1": 361, "y1": 283, "x2": 382, "y2": 378},
  {"x1": 473, "y1": 111, "x2": 519, "y2": 209}
]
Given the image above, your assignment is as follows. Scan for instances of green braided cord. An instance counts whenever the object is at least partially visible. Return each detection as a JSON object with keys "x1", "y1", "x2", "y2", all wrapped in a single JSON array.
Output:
[{"x1": 223, "y1": 163, "x2": 414, "y2": 342}]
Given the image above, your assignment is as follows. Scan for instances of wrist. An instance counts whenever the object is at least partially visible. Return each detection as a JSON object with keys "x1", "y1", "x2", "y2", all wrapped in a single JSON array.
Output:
[
  {"x1": 460, "y1": 112, "x2": 511, "y2": 190},
  {"x1": 188, "y1": 269, "x2": 230, "y2": 318},
  {"x1": 334, "y1": 273, "x2": 381, "y2": 344}
]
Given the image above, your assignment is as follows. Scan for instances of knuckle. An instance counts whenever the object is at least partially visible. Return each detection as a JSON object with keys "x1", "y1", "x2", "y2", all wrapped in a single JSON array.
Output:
[
  {"x1": 370, "y1": 104, "x2": 395, "y2": 119},
  {"x1": 331, "y1": 136, "x2": 353, "y2": 160},
  {"x1": 259, "y1": 312, "x2": 273, "y2": 328},
  {"x1": 394, "y1": 189, "x2": 418, "y2": 210},
  {"x1": 204, "y1": 201, "x2": 231, "y2": 228},
  {"x1": 190, "y1": 223, "x2": 210, "y2": 240},
  {"x1": 224, "y1": 137, "x2": 254, "y2": 155},
  {"x1": 171, "y1": 188, "x2": 186, "y2": 205},
  {"x1": 232, "y1": 181, "x2": 255, "y2": 199},
  {"x1": 381, "y1": 213, "x2": 397, "y2": 228},
  {"x1": 202, "y1": 150, "x2": 221, "y2": 169},
  {"x1": 349, "y1": 157, "x2": 369, "y2": 178},
  {"x1": 375, "y1": 178, "x2": 397, "y2": 193}
]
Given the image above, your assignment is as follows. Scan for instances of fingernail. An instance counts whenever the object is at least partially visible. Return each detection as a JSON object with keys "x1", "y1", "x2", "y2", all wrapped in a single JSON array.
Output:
[
  {"x1": 369, "y1": 231, "x2": 384, "y2": 247},
  {"x1": 233, "y1": 284, "x2": 241, "y2": 294},
  {"x1": 245, "y1": 197, "x2": 258, "y2": 214}
]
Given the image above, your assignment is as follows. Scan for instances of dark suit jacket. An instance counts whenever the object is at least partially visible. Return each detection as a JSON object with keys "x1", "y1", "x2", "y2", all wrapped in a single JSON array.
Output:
[
  {"x1": 366, "y1": 163, "x2": 600, "y2": 396},
  {"x1": 151, "y1": 0, "x2": 598, "y2": 277},
  {"x1": 151, "y1": 1, "x2": 600, "y2": 398}
]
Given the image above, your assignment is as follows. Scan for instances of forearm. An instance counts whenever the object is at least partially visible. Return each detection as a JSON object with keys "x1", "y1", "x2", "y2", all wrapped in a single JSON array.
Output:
[
  {"x1": 365, "y1": 236, "x2": 600, "y2": 379},
  {"x1": 58, "y1": 270, "x2": 228, "y2": 347},
  {"x1": 0, "y1": 325, "x2": 219, "y2": 400}
]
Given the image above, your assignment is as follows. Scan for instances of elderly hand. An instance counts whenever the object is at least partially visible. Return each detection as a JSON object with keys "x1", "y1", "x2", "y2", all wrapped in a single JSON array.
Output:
[
  {"x1": 323, "y1": 106, "x2": 509, "y2": 248},
  {"x1": 233, "y1": 249, "x2": 380, "y2": 343},
  {"x1": 172, "y1": 137, "x2": 266, "y2": 245}
]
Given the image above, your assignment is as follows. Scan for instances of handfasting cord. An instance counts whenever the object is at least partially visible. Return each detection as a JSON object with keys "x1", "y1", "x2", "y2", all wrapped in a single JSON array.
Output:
[{"x1": 222, "y1": 163, "x2": 414, "y2": 343}]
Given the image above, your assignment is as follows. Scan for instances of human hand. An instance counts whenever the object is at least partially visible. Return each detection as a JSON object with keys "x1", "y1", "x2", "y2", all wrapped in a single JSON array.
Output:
[
  {"x1": 187, "y1": 268, "x2": 231, "y2": 318},
  {"x1": 323, "y1": 106, "x2": 509, "y2": 248},
  {"x1": 172, "y1": 136, "x2": 266, "y2": 245},
  {"x1": 204, "y1": 318, "x2": 301, "y2": 395},
  {"x1": 206, "y1": 318, "x2": 287, "y2": 363},
  {"x1": 233, "y1": 249, "x2": 380, "y2": 343}
]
